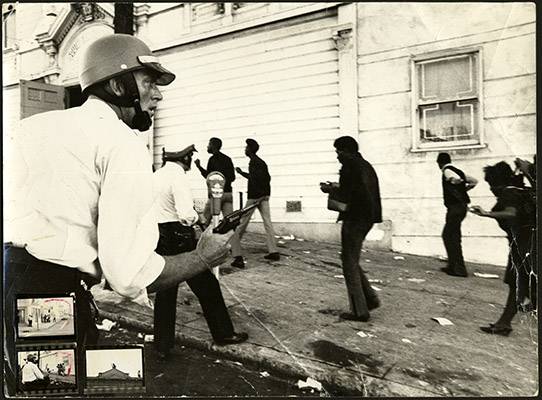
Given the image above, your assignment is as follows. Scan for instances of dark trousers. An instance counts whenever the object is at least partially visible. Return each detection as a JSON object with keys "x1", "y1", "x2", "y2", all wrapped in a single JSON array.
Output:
[
  {"x1": 341, "y1": 220, "x2": 379, "y2": 319},
  {"x1": 3, "y1": 245, "x2": 98, "y2": 395},
  {"x1": 153, "y1": 270, "x2": 234, "y2": 351},
  {"x1": 442, "y1": 203, "x2": 468, "y2": 274},
  {"x1": 153, "y1": 223, "x2": 234, "y2": 352}
]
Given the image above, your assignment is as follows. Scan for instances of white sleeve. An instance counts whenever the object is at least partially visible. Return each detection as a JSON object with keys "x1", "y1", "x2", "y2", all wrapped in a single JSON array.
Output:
[
  {"x1": 97, "y1": 139, "x2": 164, "y2": 299},
  {"x1": 443, "y1": 168, "x2": 462, "y2": 182},
  {"x1": 31, "y1": 363, "x2": 44, "y2": 380},
  {"x1": 172, "y1": 171, "x2": 199, "y2": 226}
]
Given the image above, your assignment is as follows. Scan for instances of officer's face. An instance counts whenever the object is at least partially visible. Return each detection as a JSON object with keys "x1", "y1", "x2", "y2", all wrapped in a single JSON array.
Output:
[{"x1": 133, "y1": 69, "x2": 163, "y2": 118}]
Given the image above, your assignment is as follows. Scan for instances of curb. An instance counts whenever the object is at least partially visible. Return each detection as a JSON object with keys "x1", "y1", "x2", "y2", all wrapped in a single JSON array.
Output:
[{"x1": 98, "y1": 309, "x2": 437, "y2": 397}]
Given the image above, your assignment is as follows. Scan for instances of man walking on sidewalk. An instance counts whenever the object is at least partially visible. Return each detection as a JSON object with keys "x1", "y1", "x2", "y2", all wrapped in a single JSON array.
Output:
[
  {"x1": 231, "y1": 138, "x2": 279, "y2": 268},
  {"x1": 320, "y1": 136, "x2": 382, "y2": 322},
  {"x1": 437, "y1": 152, "x2": 478, "y2": 277},
  {"x1": 194, "y1": 137, "x2": 236, "y2": 225},
  {"x1": 153, "y1": 145, "x2": 248, "y2": 358}
]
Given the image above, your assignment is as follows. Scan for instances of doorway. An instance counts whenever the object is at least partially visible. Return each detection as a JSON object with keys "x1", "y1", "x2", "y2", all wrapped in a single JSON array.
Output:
[{"x1": 65, "y1": 85, "x2": 86, "y2": 109}]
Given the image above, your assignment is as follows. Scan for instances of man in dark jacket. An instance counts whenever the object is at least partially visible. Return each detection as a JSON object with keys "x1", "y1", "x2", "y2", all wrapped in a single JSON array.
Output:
[
  {"x1": 437, "y1": 152, "x2": 478, "y2": 277},
  {"x1": 231, "y1": 138, "x2": 279, "y2": 268},
  {"x1": 195, "y1": 137, "x2": 236, "y2": 225},
  {"x1": 321, "y1": 136, "x2": 382, "y2": 322}
]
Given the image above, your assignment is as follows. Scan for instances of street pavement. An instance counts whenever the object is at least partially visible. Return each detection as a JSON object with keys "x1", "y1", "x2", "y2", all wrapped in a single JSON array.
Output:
[{"x1": 96, "y1": 232, "x2": 538, "y2": 397}]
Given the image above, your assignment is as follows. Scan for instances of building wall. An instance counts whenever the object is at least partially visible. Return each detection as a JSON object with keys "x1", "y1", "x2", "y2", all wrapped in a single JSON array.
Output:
[{"x1": 356, "y1": 2, "x2": 536, "y2": 265}]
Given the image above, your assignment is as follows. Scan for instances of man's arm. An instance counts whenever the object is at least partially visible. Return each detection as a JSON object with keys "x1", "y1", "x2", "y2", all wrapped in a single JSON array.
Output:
[
  {"x1": 195, "y1": 158, "x2": 208, "y2": 178},
  {"x1": 226, "y1": 157, "x2": 236, "y2": 184},
  {"x1": 147, "y1": 225, "x2": 233, "y2": 293},
  {"x1": 465, "y1": 174, "x2": 478, "y2": 191},
  {"x1": 235, "y1": 166, "x2": 249, "y2": 179}
]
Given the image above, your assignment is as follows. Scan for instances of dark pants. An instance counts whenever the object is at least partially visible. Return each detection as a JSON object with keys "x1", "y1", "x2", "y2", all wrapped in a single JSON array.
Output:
[
  {"x1": 341, "y1": 220, "x2": 379, "y2": 319},
  {"x1": 4, "y1": 245, "x2": 98, "y2": 396},
  {"x1": 442, "y1": 203, "x2": 468, "y2": 274},
  {"x1": 153, "y1": 223, "x2": 234, "y2": 352}
]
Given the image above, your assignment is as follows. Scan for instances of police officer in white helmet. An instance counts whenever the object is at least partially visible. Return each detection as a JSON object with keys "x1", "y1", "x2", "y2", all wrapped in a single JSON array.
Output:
[{"x1": 4, "y1": 34, "x2": 233, "y2": 395}]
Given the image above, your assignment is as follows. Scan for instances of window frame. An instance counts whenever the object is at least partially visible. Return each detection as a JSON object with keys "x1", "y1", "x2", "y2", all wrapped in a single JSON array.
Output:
[{"x1": 410, "y1": 47, "x2": 485, "y2": 152}]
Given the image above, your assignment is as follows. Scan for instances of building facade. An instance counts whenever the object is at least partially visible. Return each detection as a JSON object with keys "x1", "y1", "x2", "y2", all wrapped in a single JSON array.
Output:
[{"x1": 2, "y1": 2, "x2": 536, "y2": 266}]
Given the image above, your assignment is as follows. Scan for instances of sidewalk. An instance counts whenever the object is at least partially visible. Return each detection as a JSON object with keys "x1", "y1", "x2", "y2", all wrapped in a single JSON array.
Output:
[{"x1": 96, "y1": 232, "x2": 538, "y2": 397}]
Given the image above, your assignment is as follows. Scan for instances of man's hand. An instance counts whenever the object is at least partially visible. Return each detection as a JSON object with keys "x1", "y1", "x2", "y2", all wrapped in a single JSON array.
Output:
[
  {"x1": 469, "y1": 205, "x2": 487, "y2": 216},
  {"x1": 320, "y1": 181, "x2": 338, "y2": 193},
  {"x1": 194, "y1": 159, "x2": 201, "y2": 168},
  {"x1": 196, "y1": 225, "x2": 234, "y2": 267}
]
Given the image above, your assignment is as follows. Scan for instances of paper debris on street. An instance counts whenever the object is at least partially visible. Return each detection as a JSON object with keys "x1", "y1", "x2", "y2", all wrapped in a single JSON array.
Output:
[
  {"x1": 96, "y1": 319, "x2": 116, "y2": 331},
  {"x1": 260, "y1": 371, "x2": 270, "y2": 378},
  {"x1": 432, "y1": 317, "x2": 454, "y2": 326},
  {"x1": 296, "y1": 238, "x2": 305, "y2": 242},
  {"x1": 296, "y1": 377, "x2": 322, "y2": 391},
  {"x1": 303, "y1": 251, "x2": 311, "y2": 254},
  {"x1": 368, "y1": 279, "x2": 383, "y2": 283},
  {"x1": 365, "y1": 259, "x2": 371, "y2": 262},
  {"x1": 357, "y1": 331, "x2": 375, "y2": 338},
  {"x1": 371, "y1": 285, "x2": 382, "y2": 291},
  {"x1": 408, "y1": 278, "x2": 426, "y2": 283},
  {"x1": 334, "y1": 275, "x2": 344, "y2": 279},
  {"x1": 144, "y1": 334, "x2": 154, "y2": 342},
  {"x1": 394, "y1": 256, "x2": 405, "y2": 260},
  {"x1": 474, "y1": 272, "x2": 499, "y2": 279},
  {"x1": 281, "y1": 234, "x2": 295, "y2": 240},
  {"x1": 401, "y1": 338, "x2": 413, "y2": 344}
]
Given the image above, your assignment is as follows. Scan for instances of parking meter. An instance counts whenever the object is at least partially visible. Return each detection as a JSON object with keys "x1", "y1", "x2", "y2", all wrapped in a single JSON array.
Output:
[{"x1": 206, "y1": 172, "x2": 225, "y2": 278}]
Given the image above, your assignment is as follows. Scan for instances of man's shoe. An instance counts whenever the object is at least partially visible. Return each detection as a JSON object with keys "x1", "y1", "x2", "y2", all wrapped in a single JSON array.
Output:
[
  {"x1": 480, "y1": 324, "x2": 512, "y2": 336},
  {"x1": 231, "y1": 256, "x2": 245, "y2": 268},
  {"x1": 367, "y1": 297, "x2": 380, "y2": 311},
  {"x1": 214, "y1": 332, "x2": 249, "y2": 346},
  {"x1": 264, "y1": 252, "x2": 280, "y2": 261},
  {"x1": 339, "y1": 312, "x2": 370, "y2": 322}
]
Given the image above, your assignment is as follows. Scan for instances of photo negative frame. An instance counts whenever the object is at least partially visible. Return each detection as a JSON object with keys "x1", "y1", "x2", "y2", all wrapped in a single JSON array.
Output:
[
  {"x1": 16, "y1": 343, "x2": 78, "y2": 396},
  {"x1": 16, "y1": 294, "x2": 76, "y2": 341},
  {"x1": 84, "y1": 345, "x2": 146, "y2": 394}
]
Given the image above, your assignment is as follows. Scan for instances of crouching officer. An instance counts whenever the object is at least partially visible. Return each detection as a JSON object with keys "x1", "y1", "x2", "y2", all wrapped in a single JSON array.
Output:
[
  {"x1": 3, "y1": 34, "x2": 233, "y2": 396},
  {"x1": 153, "y1": 145, "x2": 248, "y2": 359}
]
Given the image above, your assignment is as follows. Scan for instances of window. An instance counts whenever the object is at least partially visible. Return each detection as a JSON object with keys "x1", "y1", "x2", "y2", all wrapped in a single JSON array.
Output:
[
  {"x1": 2, "y1": 4, "x2": 15, "y2": 50},
  {"x1": 411, "y1": 50, "x2": 483, "y2": 151}
]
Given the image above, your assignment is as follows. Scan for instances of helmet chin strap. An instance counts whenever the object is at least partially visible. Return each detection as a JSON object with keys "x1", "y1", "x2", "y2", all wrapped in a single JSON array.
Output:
[{"x1": 118, "y1": 72, "x2": 152, "y2": 131}]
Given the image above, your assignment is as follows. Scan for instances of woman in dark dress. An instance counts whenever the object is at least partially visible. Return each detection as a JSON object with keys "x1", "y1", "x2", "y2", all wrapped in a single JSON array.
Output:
[{"x1": 470, "y1": 160, "x2": 536, "y2": 336}]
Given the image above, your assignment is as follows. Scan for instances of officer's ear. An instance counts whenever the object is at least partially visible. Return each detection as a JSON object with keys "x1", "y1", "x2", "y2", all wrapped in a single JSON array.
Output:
[{"x1": 107, "y1": 77, "x2": 127, "y2": 97}]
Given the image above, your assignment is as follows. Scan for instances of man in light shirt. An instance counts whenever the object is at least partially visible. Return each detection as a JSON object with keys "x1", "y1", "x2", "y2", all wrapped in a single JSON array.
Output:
[
  {"x1": 20, "y1": 354, "x2": 49, "y2": 391},
  {"x1": 153, "y1": 145, "x2": 248, "y2": 359},
  {"x1": 436, "y1": 152, "x2": 478, "y2": 277},
  {"x1": 4, "y1": 34, "x2": 232, "y2": 395}
]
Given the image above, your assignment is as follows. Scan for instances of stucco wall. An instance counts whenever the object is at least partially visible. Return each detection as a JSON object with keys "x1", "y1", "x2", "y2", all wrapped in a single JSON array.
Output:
[{"x1": 356, "y1": 2, "x2": 536, "y2": 265}]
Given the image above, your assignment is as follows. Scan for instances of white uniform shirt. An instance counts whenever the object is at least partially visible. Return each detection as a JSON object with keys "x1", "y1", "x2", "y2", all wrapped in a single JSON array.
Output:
[
  {"x1": 153, "y1": 162, "x2": 199, "y2": 226},
  {"x1": 4, "y1": 99, "x2": 164, "y2": 299},
  {"x1": 21, "y1": 362, "x2": 44, "y2": 383}
]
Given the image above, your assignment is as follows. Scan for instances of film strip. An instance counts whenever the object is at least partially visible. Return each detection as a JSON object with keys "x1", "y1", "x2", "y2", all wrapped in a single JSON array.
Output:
[
  {"x1": 16, "y1": 343, "x2": 78, "y2": 396},
  {"x1": 15, "y1": 293, "x2": 77, "y2": 343},
  {"x1": 84, "y1": 344, "x2": 146, "y2": 395}
]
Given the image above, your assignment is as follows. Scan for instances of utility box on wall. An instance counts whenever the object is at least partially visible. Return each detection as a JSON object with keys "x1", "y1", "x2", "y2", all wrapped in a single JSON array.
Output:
[{"x1": 286, "y1": 201, "x2": 302, "y2": 213}]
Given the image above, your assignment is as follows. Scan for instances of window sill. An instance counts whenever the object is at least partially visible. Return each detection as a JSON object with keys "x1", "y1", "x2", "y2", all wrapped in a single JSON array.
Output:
[{"x1": 410, "y1": 143, "x2": 487, "y2": 153}]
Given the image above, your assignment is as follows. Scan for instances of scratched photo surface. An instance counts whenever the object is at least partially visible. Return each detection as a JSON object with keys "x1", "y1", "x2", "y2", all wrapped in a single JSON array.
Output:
[{"x1": 2, "y1": 2, "x2": 537, "y2": 397}]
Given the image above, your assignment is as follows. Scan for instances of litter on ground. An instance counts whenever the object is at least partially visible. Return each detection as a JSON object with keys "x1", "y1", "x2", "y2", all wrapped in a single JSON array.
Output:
[
  {"x1": 432, "y1": 317, "x2": 454, "y2": 326},
  {"x1": 371, "y1": 285, "x2": 382, "y2": 291},
  {"x1": 296, "y1": 238, "x2": 305, "y2": 242},
  {"x1": 368, "y1": 279, "x2": 383, "y2": 283},
  {"x1": 334, "y1": 275, "x2": 344, "y2": 279},
  {"x1": 365, "y1": 259, "x2": 371, "y2": 263},
  {"x1": 474, "y1": 272, "x2": 499, "y2": 279},
  {"x1": 281, "y1": 234, "x2": 295, "y2": 240},
  {"x1": 296, "y1": 377, "x2": 322, "y2": 392},
  {"x1": 137, "y1": 333, "x2": 143, "y2": 339},
  {"x1": 357, "y1": 331, "x2": 375, "y2": 338},
  {"x1": 394, "y1": 256, "x2": 405, "y2": 260},
  {"x1": 96, "y1": 319, "x2": 116, "y2": 331},
  {"x1": 303, "y1": 251, "x2": 311, "y2": 254},
  {"x1": 402, "y1": 338, "x2": 413, "y2": 344},
  {"x1": 144, "y1": 334, "x2": 154, "y2": 342},
  {"x1": 407, "y1": 278, "x2": 426, "y2": 283},
  {"x1": 260, "y1": 371, "x2": 270, "y2": 378}
]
